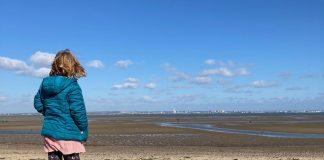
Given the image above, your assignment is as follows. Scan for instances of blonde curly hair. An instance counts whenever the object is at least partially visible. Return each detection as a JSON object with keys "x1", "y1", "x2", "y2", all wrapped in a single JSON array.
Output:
[{"x1": 49, "y1": 49, "x2": 86, "y2": 78}]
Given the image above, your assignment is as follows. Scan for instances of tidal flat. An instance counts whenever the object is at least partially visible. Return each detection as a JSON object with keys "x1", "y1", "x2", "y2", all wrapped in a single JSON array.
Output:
[{"x1": 0, "y1": 113, "x2": 323, "y2": 160}]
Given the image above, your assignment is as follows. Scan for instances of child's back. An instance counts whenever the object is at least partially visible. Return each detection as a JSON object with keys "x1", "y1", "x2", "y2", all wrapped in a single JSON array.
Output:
[
  {"x1": 35, "y1": 75, "x2": 88, "y2": 141},
  {"x1": 34, "y1": 49, "x2": 88, "y2": 160}
]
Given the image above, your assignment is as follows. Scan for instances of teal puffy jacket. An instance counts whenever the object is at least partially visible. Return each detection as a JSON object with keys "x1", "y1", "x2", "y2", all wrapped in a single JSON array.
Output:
[{"x1": 34, "y1": 76, "x2": 88, "y2": 142}]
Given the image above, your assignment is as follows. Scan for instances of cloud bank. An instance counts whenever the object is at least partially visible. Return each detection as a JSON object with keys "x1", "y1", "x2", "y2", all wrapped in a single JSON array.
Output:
[
  {"x1": 0, "y1": 52, "x2": 54, "y2": 78},
  {"x1": 0, "y1": 51, "x2": 104, "y2": 78}
]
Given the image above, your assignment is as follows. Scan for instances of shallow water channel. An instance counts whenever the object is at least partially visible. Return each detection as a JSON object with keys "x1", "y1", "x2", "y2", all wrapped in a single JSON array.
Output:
[{"x1": 158, "y1": 122, "x2": 324, "y2": 139}]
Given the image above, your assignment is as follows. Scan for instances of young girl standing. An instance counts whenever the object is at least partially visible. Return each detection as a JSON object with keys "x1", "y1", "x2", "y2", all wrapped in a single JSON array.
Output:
[{"x1": 34, "y1": 49, "x2": 88, "y2": 160}]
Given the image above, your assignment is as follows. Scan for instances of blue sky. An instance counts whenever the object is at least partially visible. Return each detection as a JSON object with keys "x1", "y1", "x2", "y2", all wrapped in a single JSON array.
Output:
[{"x1": 0, "y1": 0, "x2": 323, "y2": 113}]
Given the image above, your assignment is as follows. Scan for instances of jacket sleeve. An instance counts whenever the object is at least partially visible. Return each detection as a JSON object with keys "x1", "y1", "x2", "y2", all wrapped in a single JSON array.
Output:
[
  {"x1": 67, "y1": 82, "x2": 88, "y2": 131},
  {"x1": 34, "y1": 87, "x2": 44, "y2": 115}
]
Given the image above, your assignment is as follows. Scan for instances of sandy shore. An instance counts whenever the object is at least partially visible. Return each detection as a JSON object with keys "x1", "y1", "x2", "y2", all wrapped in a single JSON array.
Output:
[
  {"x1": 1, "y1": 144, "x2": 324, "y2": 160},
  {"x1": 1, "y1": 114, "x2": 324, "y2": 160}
]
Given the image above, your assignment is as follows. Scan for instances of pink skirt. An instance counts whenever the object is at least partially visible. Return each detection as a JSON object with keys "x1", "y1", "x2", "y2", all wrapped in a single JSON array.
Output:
[{"x1": 43, "y1": 136, "x2": 86, "y2": 155}]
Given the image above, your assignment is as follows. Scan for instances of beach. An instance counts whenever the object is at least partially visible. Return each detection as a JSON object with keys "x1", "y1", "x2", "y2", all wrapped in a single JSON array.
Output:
[
  {"x1": 1, "y1": 0, "x2": 324, "y2": 159},
  {"x1": 0, "y1": 114, "x2": 324, "y2": 160},
  {"x1": 1, "y1": 144, "x2": 324, "y2": 160}
]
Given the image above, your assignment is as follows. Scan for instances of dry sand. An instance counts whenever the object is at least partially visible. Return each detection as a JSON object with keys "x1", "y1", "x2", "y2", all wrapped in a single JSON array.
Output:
[{"x1": 1, "y1": 144, "x2": 324, "y2": 160}]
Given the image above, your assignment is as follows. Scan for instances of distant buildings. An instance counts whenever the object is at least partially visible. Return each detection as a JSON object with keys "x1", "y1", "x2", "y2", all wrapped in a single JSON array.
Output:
[
  {"x1": 173, "y1": 108, "x2": 177, "y2": 114},
  {"x1": 0, "y1": 109, "x2": 323, "y2": 116}
]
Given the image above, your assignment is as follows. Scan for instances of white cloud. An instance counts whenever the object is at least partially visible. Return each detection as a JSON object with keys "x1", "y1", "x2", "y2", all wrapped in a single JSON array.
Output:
[
  {"x1": 164, "y1": 63, "x2": 190, "y2": 82},
  {"x1": 0, "y1": 56, "x2": 50, "y2": 78},
  {"x1": 217, "y1": 67, "x2": 235, "y2": 77},
  {"x1": 204, "y1": 59, "x2": 235, "y2": 67},
  {"x1": 32, "y1": 67, "x2": 51, "y2": 78},
  {"x1": 0, "y1": 96, "x2": 7, "y2": 102},
  {"x1": 112, "y1": 83, "x2": 138, "y2": 89},
  {"x1": 201, "y1": 67, "x2": 250, "y2": 77},
  {"x1": 203, "y1": 59, "x2": 250, "y2": 77},
  {"x1": 223, "y1": 84, "x2": 249, "y2": 93},
  {"x1": 112, "y1": 78, "x2": 157, "y2": 90},
  {"x1": 192, "y1": 76, "x2": 212, "y2": 84},
  {"x1": 115, "y1": 60, "x2": 133, "y2": 69},
  {"x1": 30, "y1": 51, "x2": 55, "y2": 67},
  {"x1": 126, "y1": 77, "x2": 138, "y2": 83},
  {"x1": 224, "y1": 80, "x2": 279, "y2": 93},
  {"x1": 142, "y1": 95, "x2": 156, "y2": 102},
  {"x1": 205, "y1": 59, "x2": 216, "y2": 65},
  {"x1": 170, "y1": 72, "x2": 189, "y2": 82},
  {"x1": 252, "y1": 80, "x2": 278, "y2": 88},
  {"x1": 236, "y1": 68, "x2": 250, "y2": 76},
  {"x1": 87, "y1": 60, "x2": 104, "y2": 68},
  {"x1": 201, "y1": 67, "x2": 235, "y2": 77},
  {"x1": 145, "y1": 82, "x2": 156, "y2": 89},
  {"x1": 0, "y1": 56, "x2": 29, "y2": 71},
  {"x1": 112, "y1": 77, "x2": 140, "y2": 89}
]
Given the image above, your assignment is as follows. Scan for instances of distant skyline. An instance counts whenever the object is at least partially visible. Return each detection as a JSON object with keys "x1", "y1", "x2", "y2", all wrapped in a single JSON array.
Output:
[{"x1": 0, "y1": 0, "x2": 323, "y2": 113}]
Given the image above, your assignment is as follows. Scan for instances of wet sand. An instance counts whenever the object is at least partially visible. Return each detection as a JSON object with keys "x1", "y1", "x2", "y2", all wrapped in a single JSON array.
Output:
[{"x1": 0, "y1": 114, "x2": 324, "y2": 160}]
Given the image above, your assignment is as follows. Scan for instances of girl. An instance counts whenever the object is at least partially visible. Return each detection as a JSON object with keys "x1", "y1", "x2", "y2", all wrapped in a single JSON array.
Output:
[{"x1": 34, "y1": 49, "x2": 88, "y2": 160}]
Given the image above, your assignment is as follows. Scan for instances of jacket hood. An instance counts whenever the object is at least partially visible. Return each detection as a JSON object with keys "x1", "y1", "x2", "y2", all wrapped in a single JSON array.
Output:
[{"x1": 41, "y1": 76, "x2": 76, "y2": 97}]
